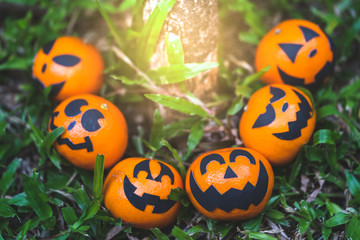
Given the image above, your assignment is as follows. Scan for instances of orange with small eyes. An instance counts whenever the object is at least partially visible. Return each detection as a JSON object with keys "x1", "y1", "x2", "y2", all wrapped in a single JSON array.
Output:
[
  {"x1": 32, "y1": 36, "x2": 104, "y2": 101},
  {"x1": 48, "y1": 94, "x2": 128, "y2": 170},
  {"x1": 255, "y1": 19, "x2": 335, "y2": 89},
  {"x1": 239, "y1": 84, "x2": 316, "y2": 165}
]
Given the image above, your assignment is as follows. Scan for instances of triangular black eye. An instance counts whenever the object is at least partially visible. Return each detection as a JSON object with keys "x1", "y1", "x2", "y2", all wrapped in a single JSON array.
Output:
[
  {"x1": 224, "y1": 166, "x2": 238, "y2": 179},
  {"x1": 299, "y1": 25, "x2": 320, "y2": 42},
  {"x1": 43, "y1": 40, "x2": 55, "y2": 55},
  {"x1": 53, "y1": 55, "x2": 81, "y2": 67},
  {"x1": 81, "y1": 109, "x2": 104, "y2": 132},
  {"x1": 278, "y1": 43, "x2": 303, "y2": 63},
  {"x1": 65, "y1": 99, "x2": 88, "y2": 117}
]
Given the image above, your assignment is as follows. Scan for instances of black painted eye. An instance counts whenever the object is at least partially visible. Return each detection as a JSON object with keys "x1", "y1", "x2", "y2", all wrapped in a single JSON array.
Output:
[
  {"x1": 65, "y1": 99, "x2": 88, "y2": 117},
  {"x1": 278, "y1": 43, "x2": 303, "y2": 63},
  {"x1": 41, "y1": 63, "x2": 47, "y2": 73},
  {"x1": 309, "y1": 49, "x2": 317, "y2": 58},
  {"x1": 68, "y1": 121, "x2": 76, "y2": 131},
  {"x1": 81, "y1": 109, "x2": 104, "y2": 132},
  {"x1": 282, "y1": 102, "x2": 289, "y2": 112},
  {"x1": 299, "y1": 25, "x2": 320, "y2": 42},
  {"x1": 43, "y1": 40, "x2": 55, "y2": 55},
  {"x1": 53, "y1": 54, "x2": 81, "y2": 67}
]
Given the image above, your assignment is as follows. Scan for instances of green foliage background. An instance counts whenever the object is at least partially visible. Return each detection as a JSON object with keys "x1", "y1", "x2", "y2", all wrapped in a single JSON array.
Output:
[{"x1": 0, "y1": 0, "x2": 359, "y2": 239}]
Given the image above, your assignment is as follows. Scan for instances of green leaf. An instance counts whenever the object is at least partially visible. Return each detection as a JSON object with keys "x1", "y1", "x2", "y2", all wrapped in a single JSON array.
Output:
[
  {"x1": 164, "y1": 117, "x2": 201, "y2": 139},
  {"x1": 265, "y1": 209, "x2": 285, "y2": 220},
  {"x1": 166, "y1": 33, "x2": 184, "y2": 65},
  {"x1": 22, "y1": 175, "x2": 53, "y2": 220},
  {"x1": 248, "y1": 231, "x2": 277, "y2": 240},
  {"x1": 227, "y1": 96, "x2": 245, "y2": 116},
  {"x1": 186, "y1": 120, "x2": 204, "y2": 158},
  {"x1": 160, "y1": 139, "x2": 186, "y2": 179},
  {"x1": 149, "y1": 109, "x2": 164, "y2": 150},
  {"x1": 325, "y1": 212, "x2": 352, "y2": 227},
  {"x1": 322, "y1": 226, "x2": 332, "y2": 240},
  {"x1": 136, "y1": 0, "x2": 177, "y2": 69},
  {"x1": 0, "y1": 158, "x2": 21, "y2": 196},
  {"x1": 346, "y1": 216, "x2": 360, "y2": 239},
  {"x1": 325, "y1": 202, "x2": 342, "y2": 216},
  {"x1": 149, "y1": 62, "x2": 218, "y2": 85},
  {"x1": 288, "y1": 147, "x2": 304, "y2": 185},
  {"x1": 171, "y1": 226, "x2": 193, "y2": 240},
  {"x1": 168, "y1": 187, "x2": 189, "y2": 207},
  {"x1": 16, "y1": 219, "x2": 31, "y2": 240},
  {"x1": 0, "y1": 200, "x2": 16, "y2": 218},
  {"x1": 345, "y1": 171, "x2": 360, "y2": 199},
  {"x1": 242, "y1": 215, "x2": 263, "y2": 231},
  {"x1": 187, "y1": 225, "x2": 208, "y2": 235},
  {"x1": 312, "y1": 129, "x2": 337, "y2": 146},
  {"x1": 8, "y1": 193, "x2": 30, "y2": 207},
  {"x1": 73, "y1": 187, "x2": 91, "y2": 211},
  {"x1": 145, "y1": 94, "x2": 211, "y2": 117},
  {"x1": 152, "y1": 228, "x2": 170, "y2": 240},
  {"x1": 96, "y1": 0, "x2": 124, "y2": 49},
  {"x1": 242, "y1": 65, "x2": 270, "y2": 86},
  {"x1": 61, "y1": 205, "x2": 78, "y2": 226},
  {"x1": 41, "y1": 127, "x2": 64, "y2": 155},
  {"x1": 93, "y1": 154, "x2": 105, "y2": 201}
]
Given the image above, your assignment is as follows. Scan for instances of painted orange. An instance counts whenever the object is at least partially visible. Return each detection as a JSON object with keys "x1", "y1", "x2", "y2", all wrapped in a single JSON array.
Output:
[
  {"x1": 103, "y1": 157, "x2": 183, "y2": 229},
  {"x1": 185, "y1": 148, "x2": 274, "y2": 221},
  {"x1": 255, "y1": 19, "x2": 334, "y2": 88},
  {"x1": 48, "y1": 94, "x2": 128, "y2": 170},
  {"x1": 33, "y1": 36, "x2": 104, "y2": 101},
  {"x1": 239, "y1": 84, "x2": 316, "y2": 165}
]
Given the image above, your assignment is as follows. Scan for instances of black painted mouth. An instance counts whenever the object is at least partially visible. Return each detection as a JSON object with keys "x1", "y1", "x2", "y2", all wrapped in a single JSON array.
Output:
[
  {"x1": 189, "y1": 149, "x2": 269, "y2": 213},
  {"x1": 123, "y1": 175, "x2": 176, "y2": 214},
  {"x1": 49, "y1": 111, "x2": 94, "y2": 152},
  {"x1": 33, "y1": 77, "x2": 65, "y2": 97}
]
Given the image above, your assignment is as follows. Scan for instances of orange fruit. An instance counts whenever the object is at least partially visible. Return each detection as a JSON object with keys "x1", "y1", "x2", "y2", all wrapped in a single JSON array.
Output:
[
  {"x1": 103, "y1": 157, "x2": 184, "y2": 229},
  {"x1": 255, "y1": 19, "x2": 335, "y2": 89},
  {"x1": 48, "y1": 94, "x2": 128, "y2": 170},
  {"x1": 185, "y1": 147, "x2": 274, "y2": 221},
  {"x1": 32, "y1": 36, "x2": 104, "y2": 101},
  {"x1": 239, "y1": 84, "x2": 316, "y2": 165}
]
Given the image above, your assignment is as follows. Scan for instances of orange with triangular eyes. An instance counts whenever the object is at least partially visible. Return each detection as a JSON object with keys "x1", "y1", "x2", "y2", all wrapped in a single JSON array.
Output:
[
  {"x1": 32, "y1": 36, "x2": 104, "y2": 101},
  {"x1": 239, "y1": 84, "x2": 316, "y2": 165},
  {"x1": 255, "y1": 19, "x2": 335, "y2": 89}
]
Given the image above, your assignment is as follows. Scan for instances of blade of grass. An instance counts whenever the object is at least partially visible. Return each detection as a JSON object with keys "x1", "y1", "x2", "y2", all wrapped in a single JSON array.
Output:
[
  {"x1": 96, "y1": 0, "x2": 124, "y2": 49},
  {"x1": 93, "y1": 154, "x2": 105, "y2": 201},
  {"x1": 145, "y1": 94, "x2": 211, "y2": 117},
  {"x1": 0, "y1": 158, "x2": 21, "y2": 197},
  {"x1": 22, "y1": 175, "x2": 53, "y2": 221},
  {"x1": 136, "y1": 0, "x2": 176, "y2": 69},
  {"x1": 148, "y1": 62, "x2": 218, "y2": 85}
]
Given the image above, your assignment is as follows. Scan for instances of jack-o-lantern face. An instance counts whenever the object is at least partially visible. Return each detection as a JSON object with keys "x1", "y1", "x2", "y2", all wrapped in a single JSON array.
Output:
[
  {"x1": 255, "y1": 19, "x2": 335, "y2": 89},
  {"x1": 239, "y1": 84, "x2": 316, "y2": 165},
  {"x1": 103, "y1": 157, "x2": 184, "y2": 229},
  {"x1": 33, "y1": 36, "x2": 104, "y2": 101},
  {"x1": 185, "y1": 148, "x2": 274, "y2": 221},
  {"x1": 49, "y1": 94, "x2": 128, "y2": 170}
]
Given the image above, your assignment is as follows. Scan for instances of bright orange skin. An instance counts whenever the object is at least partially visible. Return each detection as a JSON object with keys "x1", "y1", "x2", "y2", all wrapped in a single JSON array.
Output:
[
  {"x1": 185, "y1": 148, "x2": 274, "y2": 221},
  {"x1": 49, "y1": 94, "x2": 128, "y2": 170},
  {"x1": 33, "y1": 36, "x2": 104, "y2": 101},
  {"x1": 239, "y1": 84, "x2": 316, "y2": 165},
  {"x1": 255, "y1": 19, "x2": 334, "y2": 87},
  {"x1": 103, "y1": 157, "x2": 183, "y2": 229}
]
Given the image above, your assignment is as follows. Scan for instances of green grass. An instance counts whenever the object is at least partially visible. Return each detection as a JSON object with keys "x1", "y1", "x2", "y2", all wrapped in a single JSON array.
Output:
[{"x1": 0, "y1": 0, "x2": 360, "y2": 239}]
